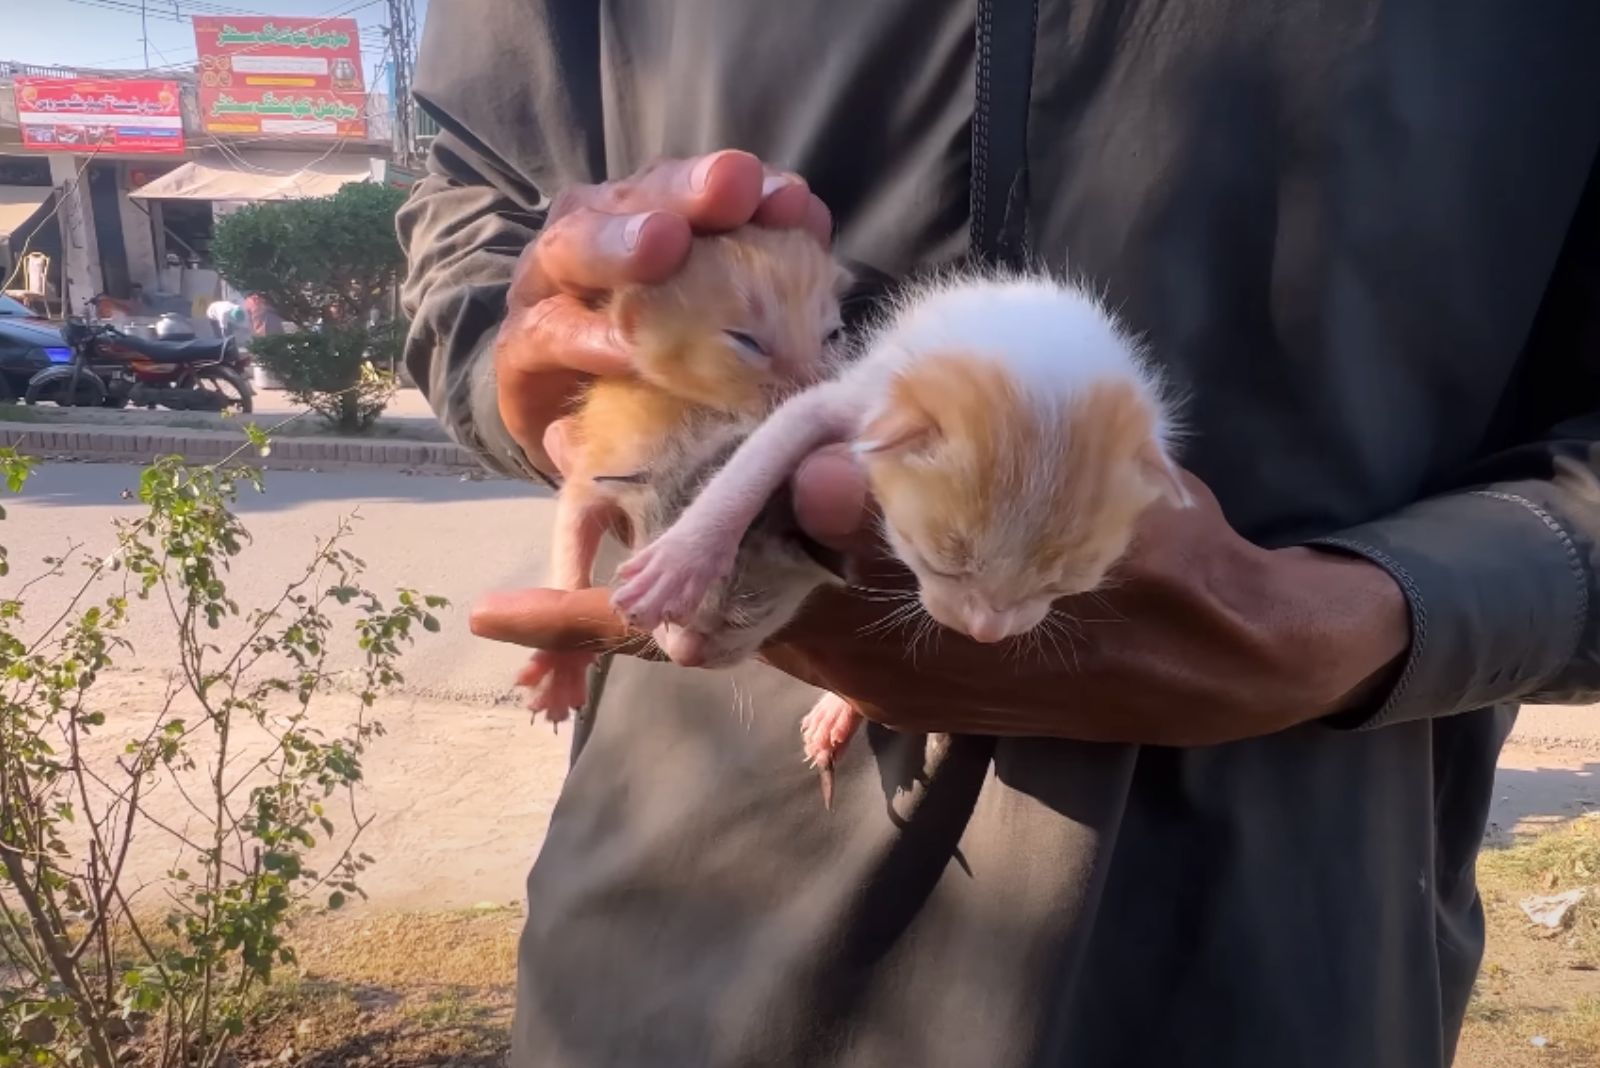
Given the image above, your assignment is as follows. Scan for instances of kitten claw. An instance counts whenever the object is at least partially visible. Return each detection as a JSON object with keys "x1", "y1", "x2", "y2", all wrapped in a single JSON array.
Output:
[
  {"x1": 800, "y1": 692, "x2": 864, "y2": 811},
  {"x1": 611, "y1": 535, "x2": 730, "y2": 630},
  {"x1": 520, "y1": 649, "x2": 595, "y2": 725}
]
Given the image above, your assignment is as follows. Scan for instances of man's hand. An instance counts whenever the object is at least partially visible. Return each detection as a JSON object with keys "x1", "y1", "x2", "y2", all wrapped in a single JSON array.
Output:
[
  {"x1": 497, "y1": 150, "x2": 832, "y2": 473},
  {"x1": 770, "y1": 464, "x2": 1411, "y2": 745},
  {"x1": 471, "y1": 456, "x2": 1412, "y2": 747}
]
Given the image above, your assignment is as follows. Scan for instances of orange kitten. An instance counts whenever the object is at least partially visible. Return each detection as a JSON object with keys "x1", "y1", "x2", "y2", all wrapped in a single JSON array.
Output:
[
  {"x1": 611, "y1": 269, "x2": 1189, "y2": 787},
  {"x1": 520, "y1": 226, "x2": 848, "y2": 722}
]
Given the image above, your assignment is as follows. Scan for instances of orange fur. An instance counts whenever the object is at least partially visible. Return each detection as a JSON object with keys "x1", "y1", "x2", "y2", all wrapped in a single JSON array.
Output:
[
  {"x1": 861, "y1": 351, "x2": 1169, "y2": 607},
  {"x1": 606, "y1": 227, "x2": 848, "y2": 418},
  {"x1": 523, "y1": 225, "x2": 847, "y2": 721},
  {"x1": 564, "y1": 227, "x2": 847, "y2": 482}
]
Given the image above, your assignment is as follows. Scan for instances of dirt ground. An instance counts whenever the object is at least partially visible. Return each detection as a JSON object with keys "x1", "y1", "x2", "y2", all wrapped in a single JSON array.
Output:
[
  {"x1": 67, "y1": 669, "x2": 570, "y2": 912},
  {"x1": 78, "y1": 671, "x2": 1600, "y2": 912},
  {"x1": 34, "y1": 664, "x2": 1600, "y2": 1067}
]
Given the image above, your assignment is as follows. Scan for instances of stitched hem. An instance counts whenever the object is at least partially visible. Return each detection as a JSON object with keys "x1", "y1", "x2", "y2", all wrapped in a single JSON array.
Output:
[
  {"x1": 1306, "y1": 536, "x2": 1427, "y2": 730},
  {"x1": 1470, "y1": 490, "x2": 1589, "y2": 677}
]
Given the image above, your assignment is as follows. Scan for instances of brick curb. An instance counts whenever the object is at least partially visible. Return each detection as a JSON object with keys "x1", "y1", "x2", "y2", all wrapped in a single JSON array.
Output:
[{"x1": 0, "y1": 425, "x2": 491, "y2": 475}]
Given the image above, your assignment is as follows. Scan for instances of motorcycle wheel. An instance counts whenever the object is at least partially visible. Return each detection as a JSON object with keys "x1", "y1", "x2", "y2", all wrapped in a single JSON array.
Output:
[
  {"x1": 188, "y1": 367, "x2": 253, "y2": 414},
  {"x1": 26, "y1": 374, "x2": 105, "y2": 408}
]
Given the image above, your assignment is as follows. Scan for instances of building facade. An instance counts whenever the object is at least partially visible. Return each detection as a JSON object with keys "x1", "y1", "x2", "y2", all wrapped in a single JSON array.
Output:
[{"x1": 0, "y1": 30, "x2": 407, "y2": 322}]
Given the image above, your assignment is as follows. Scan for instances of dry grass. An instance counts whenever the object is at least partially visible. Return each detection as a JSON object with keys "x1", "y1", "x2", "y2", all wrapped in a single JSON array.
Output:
[
  {"x1": 228, "y1": 907, "x2": 522, "y2": 1068},
  {"x1": 46, "y1": 816, "x2": 1600, "y2": 1066},
  {"x1": 102, "y1": 906, "x2": 524, "y2": 1068},
  {"x1": 1459, "y1": 815, "x2": 1600, "y2": 1066}
]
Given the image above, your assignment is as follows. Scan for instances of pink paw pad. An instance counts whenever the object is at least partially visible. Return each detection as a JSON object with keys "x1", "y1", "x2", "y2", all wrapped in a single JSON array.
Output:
[
  {"x1": 800, "y1": 693, "x2": 865, "y2": 809},
  {"x1": 610, "y1": 536, "x2": 729, "y2": 630},
  {"x1": 519, "y1": 649, "x2": 596, "y2": 725}
]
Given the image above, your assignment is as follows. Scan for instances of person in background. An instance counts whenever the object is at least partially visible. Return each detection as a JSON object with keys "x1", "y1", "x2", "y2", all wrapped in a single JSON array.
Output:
[
  {"x1": 204, "y1": 298, "x2": 249, "y2": 344},
  {"x1": 242, "y1": 292, "x2": 282, "y2": 340},
  {"x1": 397, "y1": 4, "x2": 1600, "y2": 1067}
]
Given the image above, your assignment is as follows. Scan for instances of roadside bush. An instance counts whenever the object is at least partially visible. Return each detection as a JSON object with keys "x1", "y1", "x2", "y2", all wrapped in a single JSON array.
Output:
[
  {"x1": 250, "y1": 323, "x2": 401, "y2": 434},
  {"x1": 0, "y1": 434, "x2": 445, "y2": 1068},
  {"x1": 211, "y1": 184, "x2": 408, "y2": 433}
]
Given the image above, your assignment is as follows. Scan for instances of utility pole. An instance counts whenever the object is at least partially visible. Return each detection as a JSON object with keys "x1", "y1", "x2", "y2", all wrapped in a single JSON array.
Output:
[
  {"x1": 140, "y1": 0, "x2": 150, "y2": 68},
  {"x1": 383, "y1": 0, "x2": 418, "y2": 166}
]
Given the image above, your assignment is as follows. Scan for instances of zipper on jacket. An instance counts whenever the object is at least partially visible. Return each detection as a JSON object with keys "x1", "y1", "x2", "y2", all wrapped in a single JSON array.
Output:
[{"x1": 971, "y1": 0, "x2": 1040, "y2": 268}]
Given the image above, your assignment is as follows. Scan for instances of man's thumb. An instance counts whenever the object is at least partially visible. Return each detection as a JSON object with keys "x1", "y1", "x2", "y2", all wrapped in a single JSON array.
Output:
[
  {"x1": 792, "y1": 446, "x2": 878, "y2": 556},
  {"x1": 470, "y1": 587, "x2": 633, "y2": 652}
]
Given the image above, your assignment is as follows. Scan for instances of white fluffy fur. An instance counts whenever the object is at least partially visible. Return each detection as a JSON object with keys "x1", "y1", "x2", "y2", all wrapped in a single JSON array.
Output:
[{"x1": 846, "y1": 270, "x2": 1182, "y2": 455}]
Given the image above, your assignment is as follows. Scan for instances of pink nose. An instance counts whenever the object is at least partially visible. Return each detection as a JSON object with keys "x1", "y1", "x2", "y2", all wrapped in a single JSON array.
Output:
[
  {"x1": 659, "y1": 626, "x2": 706, "y2": 666},
  {"x1": 964, "y1": 610, "x2": 1009, "y2": 644}
]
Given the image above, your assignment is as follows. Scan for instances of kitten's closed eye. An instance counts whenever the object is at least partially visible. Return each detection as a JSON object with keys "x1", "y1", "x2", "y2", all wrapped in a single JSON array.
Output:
[
  {"x1": 725, "y1": 330, "x2": 767, "y2": 357},
  {"x1": 824, "y1": 326, "x2": 845, "y2": 346},
  {"x1": 901, "y1": 542, "x2": 966, "y2": 580}
]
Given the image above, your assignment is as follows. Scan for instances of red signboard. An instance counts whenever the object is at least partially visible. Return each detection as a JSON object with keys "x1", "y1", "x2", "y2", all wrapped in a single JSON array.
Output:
[
  {"x1": 192, "y1": 15, "x2": 368, "y2": 140},
  {"x1": 14, "y1": 77, "x2": 186, "y2": 155}
]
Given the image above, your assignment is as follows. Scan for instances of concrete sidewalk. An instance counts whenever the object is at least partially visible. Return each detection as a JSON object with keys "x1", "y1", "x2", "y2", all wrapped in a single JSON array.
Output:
[{"x1": 0, "y1": 422, "x2": 487, "y2": 474}]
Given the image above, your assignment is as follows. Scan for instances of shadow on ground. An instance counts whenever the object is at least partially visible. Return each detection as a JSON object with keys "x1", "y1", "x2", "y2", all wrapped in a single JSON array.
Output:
[
  {"x1": 12, "y1": 462, "x2": 541, "y2": 512},
  {"x1": 230, "y1": 976, "x2": 513, "y2": 1068},
  {"x1": 1486, "y1": 762, "x2": 1600, "y2": 847}
]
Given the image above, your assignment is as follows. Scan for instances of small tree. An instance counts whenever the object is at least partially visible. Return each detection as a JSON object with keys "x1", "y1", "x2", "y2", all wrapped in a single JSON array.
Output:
[
  {"x1": 211, "y1": 184, "x2": 408, "y2": 433},
  {"x1": 0, "y1": 433, "x2": 445, "y2": 1068},
  {"x1": 248, "y1": 324, "x2": 401, "y2": 434}
]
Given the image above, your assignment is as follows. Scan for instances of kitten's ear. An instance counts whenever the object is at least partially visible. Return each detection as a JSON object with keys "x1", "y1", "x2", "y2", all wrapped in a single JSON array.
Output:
[
  {"x1": 1137, "y1": 440, "x2": 1193, "y2": 508},
  {"x1": 832, "y1": 261, "x2": 856, "y2": 298},
  {"x1": 854, "y1": 398, "x2": 938, "y2": 457},
  {"x1": 609, "y1": 287, "x2": 647, "y2": 343}
]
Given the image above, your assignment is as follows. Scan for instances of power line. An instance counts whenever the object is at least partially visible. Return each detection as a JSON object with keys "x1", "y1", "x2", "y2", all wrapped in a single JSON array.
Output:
[
  {"x1": 63, "y1": 0, "x2": 389, "y2": 43},
  {"x1": 45, "y1": 0, "x2": 388, "y2": 76},
  {"x1": 382, "y1": 0, "x2": 416, "y2": 166}
]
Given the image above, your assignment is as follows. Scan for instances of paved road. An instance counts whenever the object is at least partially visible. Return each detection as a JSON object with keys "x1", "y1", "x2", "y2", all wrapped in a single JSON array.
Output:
[
  {"x1": 1, "y1": 461, "x2": 572, "y2": 909},
  {"x1": 0, "y1": 460, "x2": 555, "y2": 702},
  {"x1": 3, "y1": 462, "x2": 1597, "y2": 909}
]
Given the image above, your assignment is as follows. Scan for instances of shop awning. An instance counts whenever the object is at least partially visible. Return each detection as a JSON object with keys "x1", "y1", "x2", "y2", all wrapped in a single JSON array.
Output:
[
  {"x1": 129, "y1": 150, "x2": 373, "y2": 202},
  {"x1": 0, "y1": 186, "x2": 52, "y2": 239}
]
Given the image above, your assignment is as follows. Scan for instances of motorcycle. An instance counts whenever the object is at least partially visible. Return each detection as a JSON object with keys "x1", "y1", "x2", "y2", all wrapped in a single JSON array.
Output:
[{"x1": 25, "y1": 316, "x2": 254, "y2": 413}]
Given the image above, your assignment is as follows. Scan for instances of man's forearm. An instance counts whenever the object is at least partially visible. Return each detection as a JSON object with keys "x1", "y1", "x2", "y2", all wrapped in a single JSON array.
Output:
[{"x1": 396, "y1": 134, "x2": 552, "y2": 485}]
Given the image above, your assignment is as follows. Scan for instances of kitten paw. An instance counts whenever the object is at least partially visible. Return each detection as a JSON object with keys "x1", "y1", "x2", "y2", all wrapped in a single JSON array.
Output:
[
  {"x1": 519, "y1": 649, "x2": 596, "y2": 724},
  {"x1": 801, "y1": 692, "x2": 864, "y2": 808},
  {"x1": 610, "y1": 534, "x2": 729, "y2": 630}
]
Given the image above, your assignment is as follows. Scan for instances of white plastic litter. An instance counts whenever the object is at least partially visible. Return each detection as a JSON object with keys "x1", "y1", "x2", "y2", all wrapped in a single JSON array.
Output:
[{"x1": 1520, "y1": 888, "x2": 1586, "y2": 929}]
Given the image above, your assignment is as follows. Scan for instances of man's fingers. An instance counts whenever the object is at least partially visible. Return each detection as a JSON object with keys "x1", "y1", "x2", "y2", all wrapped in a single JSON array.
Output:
[
  {"x1": 793, "y1": 446, "x2": 879, "y2": 556},
  {"x1": 614, "y1": 150, "x2": 768, "y2": 230},
  {"x1": 753, "y1": 177, "x2": 834, "y2": 247},
  {"x1": 519, "y1": 207, "x2": 693, "y2": 302},
  {"x1": 513, "y1": 150, "x2": 834, "y2": 307},
  {"x1": 470, "y1": 587, "x2": 632, "y2": 652},
  {"x1": 505, "y1": 294, "x2": 633, "y2": 379}
]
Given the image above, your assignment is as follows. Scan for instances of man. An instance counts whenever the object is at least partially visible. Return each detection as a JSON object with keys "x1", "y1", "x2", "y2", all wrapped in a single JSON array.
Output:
[
  {"x1": 398, "y1": 4, "x2": 1600, "y2": 1065},
  {"x1": 205, "y1": 298, "x2": 249, "y2": 343},
  {"x1": 242, "y1": 292, "x2": 283, "y2": 340}
]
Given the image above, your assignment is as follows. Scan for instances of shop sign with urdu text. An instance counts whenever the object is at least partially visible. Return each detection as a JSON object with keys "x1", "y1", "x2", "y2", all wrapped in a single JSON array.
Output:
[{"x1": 192, "y1": 15, "x2": 368, "y2": 140}]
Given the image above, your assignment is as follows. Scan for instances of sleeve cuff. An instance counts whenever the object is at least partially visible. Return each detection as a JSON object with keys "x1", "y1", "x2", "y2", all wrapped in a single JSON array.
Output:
[
  {"x1": 417, "y1": 320, "x2": 556, "y2": 488},
  {"x1": 1306, "y1": 485, "x2": 1588, "y2": 729}
]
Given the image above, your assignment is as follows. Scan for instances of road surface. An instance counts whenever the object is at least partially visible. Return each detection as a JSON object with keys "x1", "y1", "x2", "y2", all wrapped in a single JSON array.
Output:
[
  {"x1": 0, "y1": 461, "x2": 1595, "y2": 908},
  {"x1": 0, "y1": 459, "x2": 550, "y2": 701}
]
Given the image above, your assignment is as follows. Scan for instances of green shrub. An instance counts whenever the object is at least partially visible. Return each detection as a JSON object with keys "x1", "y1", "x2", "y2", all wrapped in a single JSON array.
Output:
[
  {"x1": 251, "y1": 323, "x2": 401, "y2": 434},
  {"x1": 0, "y1": 441, "x2": 445, "y2": 1068},
  {"x1": 211, "y1": 184, "x2": 408, "y2": 433}
]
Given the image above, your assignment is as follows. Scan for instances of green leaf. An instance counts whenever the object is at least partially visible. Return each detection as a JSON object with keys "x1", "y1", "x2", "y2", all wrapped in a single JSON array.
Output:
[{"x1": 328, "y1": 891, "x2": 346, "y2": 910}]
